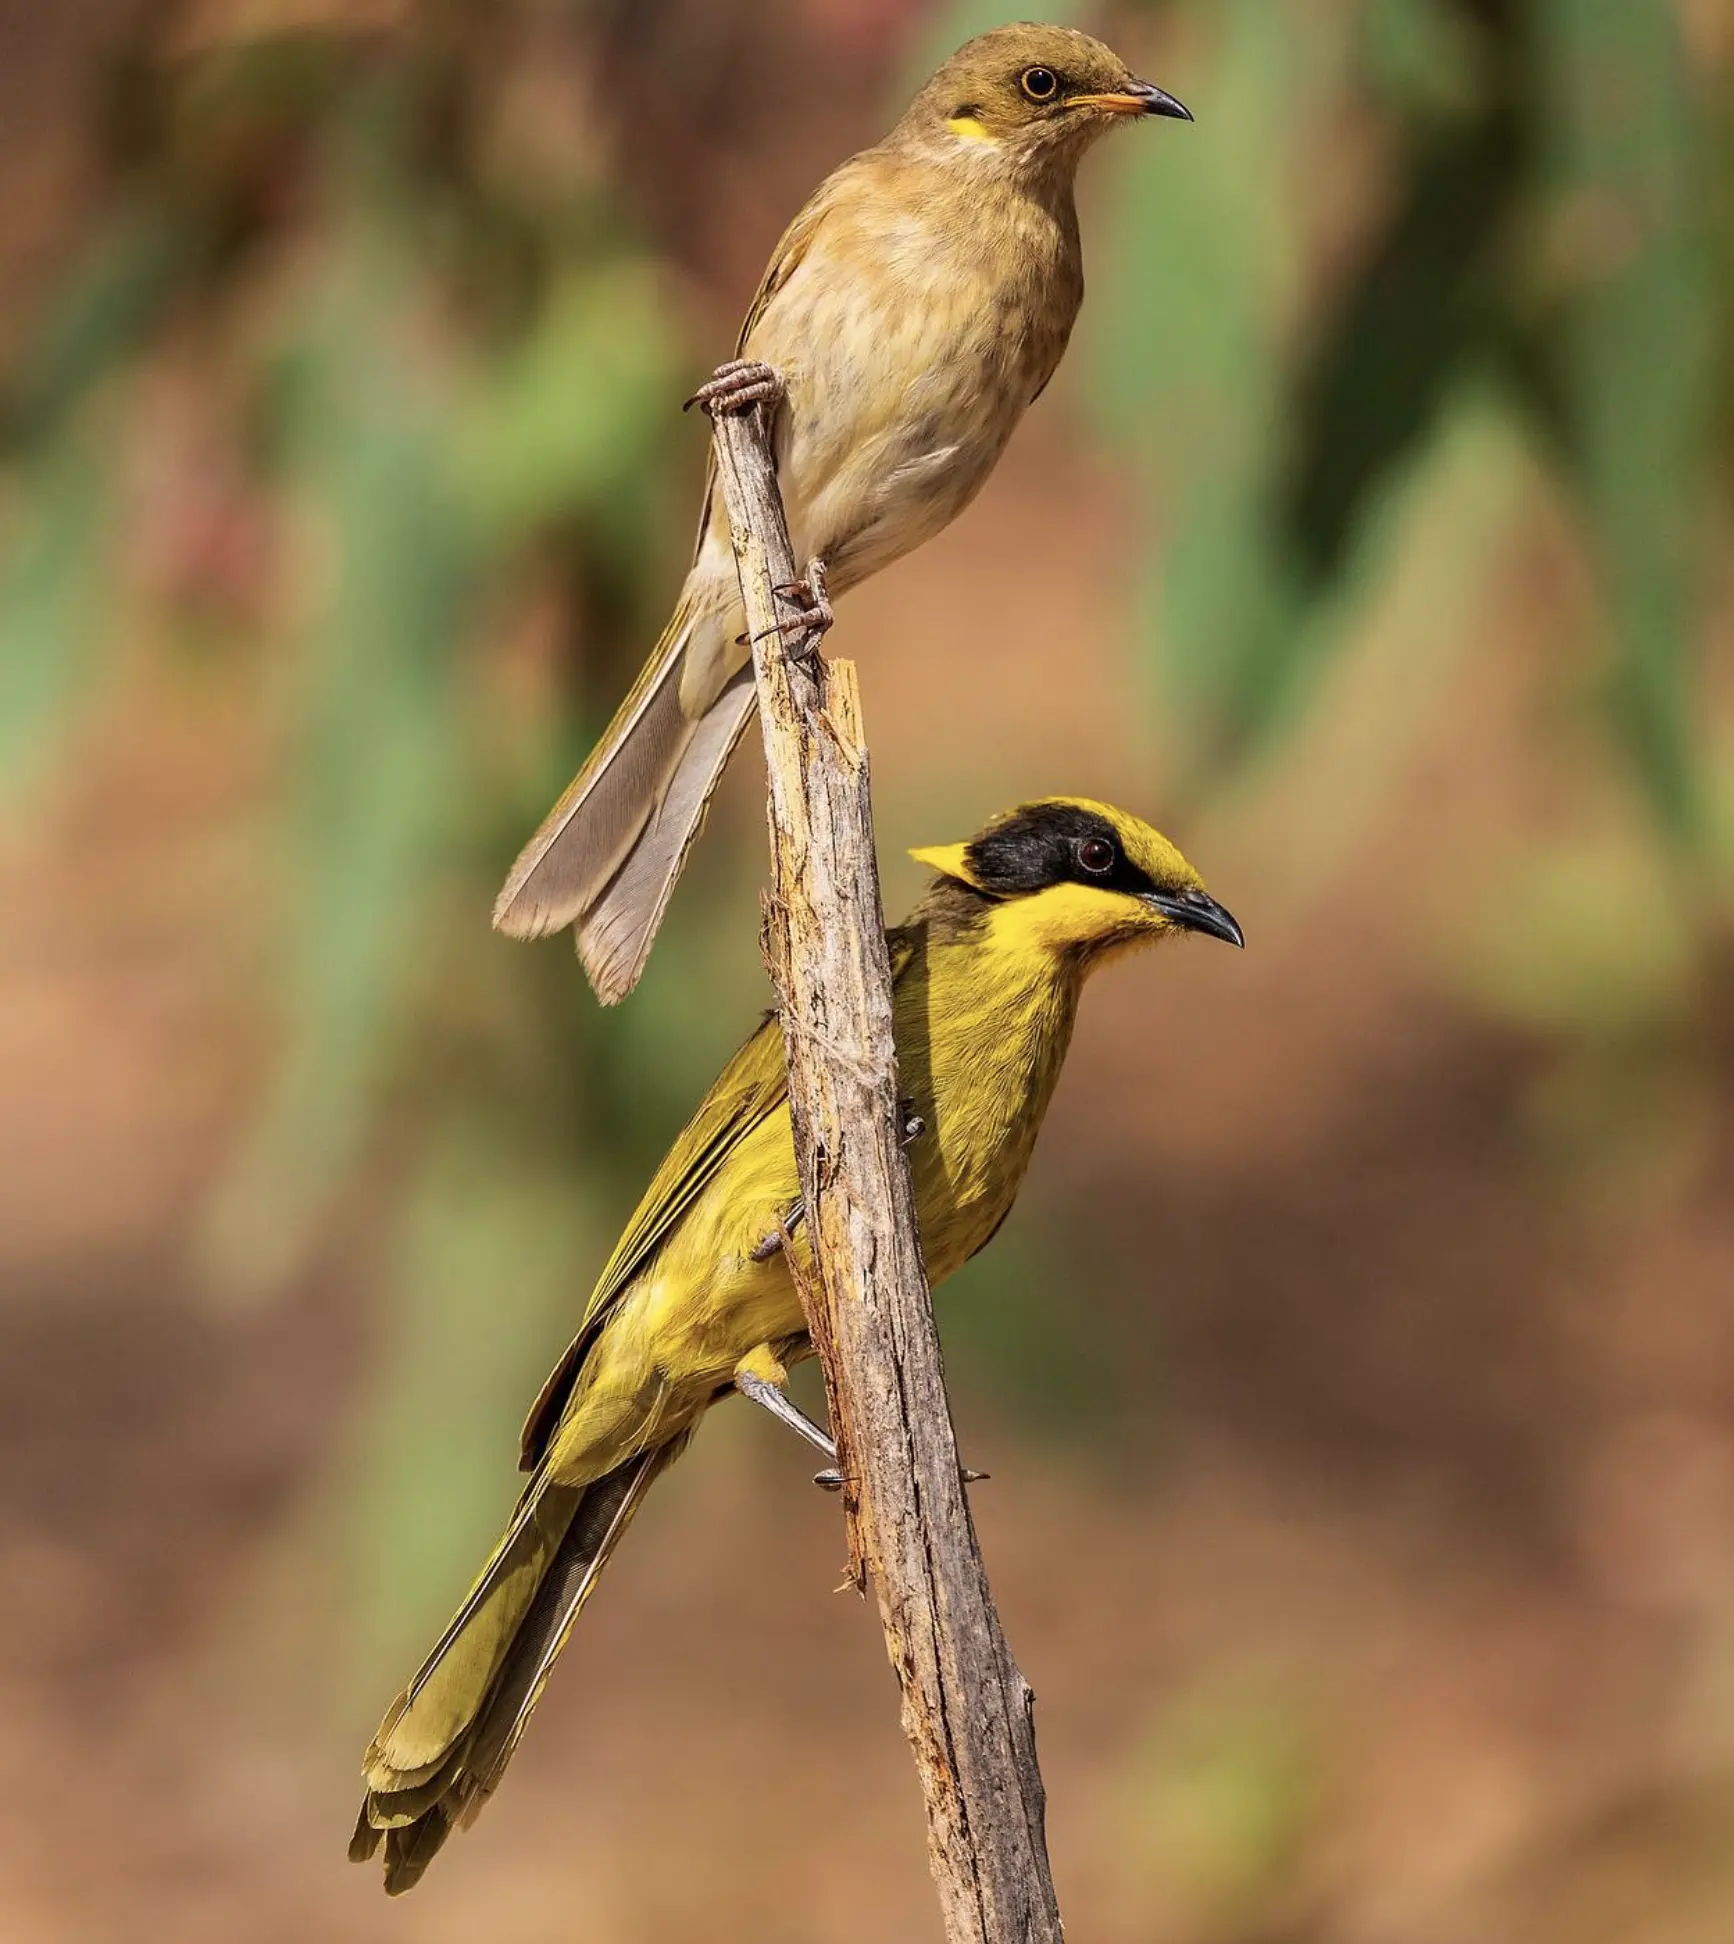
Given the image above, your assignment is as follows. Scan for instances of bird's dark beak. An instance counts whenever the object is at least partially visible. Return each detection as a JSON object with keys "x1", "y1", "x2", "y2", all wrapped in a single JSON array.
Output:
[
  {"x1": 1147, "y1": 888, "x2": 1244, "y2": 947},
  {"x1": 1132, "y1": 78, "x2": 1193, "y2": 121},
  {"x1": 1089, "y1": 78, "x2": 1193, "y2": 122}
]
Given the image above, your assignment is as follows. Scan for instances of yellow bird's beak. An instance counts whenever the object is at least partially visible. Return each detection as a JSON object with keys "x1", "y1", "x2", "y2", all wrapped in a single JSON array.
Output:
[{"x1": 1071, "y1": 80, "x2": 1193, "y2": 121}]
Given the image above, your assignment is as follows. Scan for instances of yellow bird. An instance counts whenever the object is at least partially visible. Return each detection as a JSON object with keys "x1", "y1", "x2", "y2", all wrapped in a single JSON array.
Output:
[
  {"x1": 492, "y1": 27, "x2": 1192, "y2": 1002},
  {"x1": 355, "y1": 798, "x2": 1241, "y2": 1892}
]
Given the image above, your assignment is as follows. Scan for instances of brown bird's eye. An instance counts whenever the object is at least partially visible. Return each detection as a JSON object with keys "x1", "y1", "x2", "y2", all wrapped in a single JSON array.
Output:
[
  {"x1": 1078, "y1": 838, "x2": 1114, "y2": 874},
  {"x1": 1020, "y1": 66, "x2": 1060, "y2": 103}
]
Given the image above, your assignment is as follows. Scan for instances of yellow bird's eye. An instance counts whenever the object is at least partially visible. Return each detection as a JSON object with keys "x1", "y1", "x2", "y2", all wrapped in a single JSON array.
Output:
[
  {"x1": 1078, "y1": 838, "x2": 1114, "y2": 875},
  {"x1": 1019, "y1": 66, "x2": 1060, "y2": 104}
]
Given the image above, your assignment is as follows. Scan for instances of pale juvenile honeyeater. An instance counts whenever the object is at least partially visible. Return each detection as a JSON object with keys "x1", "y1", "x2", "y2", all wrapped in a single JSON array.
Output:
[
  {"x1": 492, "y1": 27, "x2": 1192, "y2": 1002},
  {"x1": 354, "y1": 799, "x2": 1242, "y2": 1892}
]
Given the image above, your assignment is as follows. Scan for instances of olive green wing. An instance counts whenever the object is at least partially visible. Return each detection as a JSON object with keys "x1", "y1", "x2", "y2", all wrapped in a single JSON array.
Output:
[
  {"x1": 588, "y1": 924, "x2": 918, "y2": 1315},
  {"x1": 518, "y1": 925, "x2": 918, "y2": 1470},
  {"x1": 518, "y1": 1011, "x2": 786, "y2": 1467},
  {"x1": 596, "y1": 1025, "x2": 791, "y2": 1315}
]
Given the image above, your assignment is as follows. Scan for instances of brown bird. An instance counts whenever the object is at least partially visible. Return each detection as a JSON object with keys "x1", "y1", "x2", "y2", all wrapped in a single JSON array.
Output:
[{"x1": 492, "y1": 25, "x2": 1191, "y2": 1001}]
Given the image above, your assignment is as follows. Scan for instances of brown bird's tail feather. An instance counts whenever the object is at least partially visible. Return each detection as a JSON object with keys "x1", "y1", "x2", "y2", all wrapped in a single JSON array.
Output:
[
  {"x1": 573, "y1": 665, "x2": 757, "y2": 1001},
  {"x1": 492, "y1": 588, "x2": 753, "y2": 1003},
  {"x1": 351, "y1": 1438, "x2": 688, "y2": 1895}
]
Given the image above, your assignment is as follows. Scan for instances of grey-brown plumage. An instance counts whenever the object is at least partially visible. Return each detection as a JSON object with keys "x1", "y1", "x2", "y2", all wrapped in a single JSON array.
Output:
[{"x1": 492, "y1": 24, "x2": 1191, "y2": 1002}]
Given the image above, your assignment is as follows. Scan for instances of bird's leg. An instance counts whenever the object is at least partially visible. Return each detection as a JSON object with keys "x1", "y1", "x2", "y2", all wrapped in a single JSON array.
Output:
[
  {"x1": 734, "y1": 1366, "x2": 845, "y2": 1491},
  {"x1": 684, "y1": 358, "x2": 783, "y2": 415},
  {"x1": 735, "y1": 1362, "x2": 988, "y2": 1493},
  {"x1": 749, "y1": 1197, "x2": 805, "y2": 1262}
]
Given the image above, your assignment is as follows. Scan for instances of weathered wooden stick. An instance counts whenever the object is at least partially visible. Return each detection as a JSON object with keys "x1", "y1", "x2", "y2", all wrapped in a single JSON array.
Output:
[{"x1": 705, "y1": 372, "x2": 1065, "y2": 1944}]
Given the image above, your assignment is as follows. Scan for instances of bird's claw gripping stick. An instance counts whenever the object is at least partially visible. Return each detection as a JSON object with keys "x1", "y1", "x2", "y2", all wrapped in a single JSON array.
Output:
[{"x1": 683, "y1": 357, "x2": 784, "y2": 415}]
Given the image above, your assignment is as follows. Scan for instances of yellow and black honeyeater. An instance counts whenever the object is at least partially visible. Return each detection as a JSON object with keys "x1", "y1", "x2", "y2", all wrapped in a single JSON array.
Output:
[
  {"x1": 354, "y1": 799, "x2": 1241, "y2": 1893},
  {"x1": 492, "y1": 26, "x2": 1192, "y2": 1002}
]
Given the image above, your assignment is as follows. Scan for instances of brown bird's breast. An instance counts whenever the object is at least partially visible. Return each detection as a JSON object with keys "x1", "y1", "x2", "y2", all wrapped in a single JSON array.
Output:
[{"x1": 745, "y1": 148, "x2": 1085, "y2": 592}]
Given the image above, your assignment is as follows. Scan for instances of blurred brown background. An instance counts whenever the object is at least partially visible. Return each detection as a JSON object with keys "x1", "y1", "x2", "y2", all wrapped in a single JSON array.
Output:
[{"x1": 3, "y1": 1, "x2": 1734, "y2": 1939}]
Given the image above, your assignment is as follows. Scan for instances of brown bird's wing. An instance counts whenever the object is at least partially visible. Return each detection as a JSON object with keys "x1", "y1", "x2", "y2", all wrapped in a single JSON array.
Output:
[
  {"x1": 518, "y1": 922, "x2": 919, "y2": 1471},
  {"x1": 690, "y1": 159, "x2": 861, "y2": 554},
  {"x1": 736, "y1": 164, "x2": 847, "y2": 355}
]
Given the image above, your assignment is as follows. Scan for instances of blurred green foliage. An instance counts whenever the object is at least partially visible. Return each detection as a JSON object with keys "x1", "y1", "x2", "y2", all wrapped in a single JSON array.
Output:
[
  {"x1": 1082, "y1": 0, "x2": 1732, "y2": 1197},
  {"x1": 1535, "y1": 0, "x2": 1716, "y2": 838},
  {"x1": 1096, "y1": 0, "x2": 1723, "y2": 838},
  {"x1": 0, "y1": 6, "x2": 736, "y2": 1642},
  {"x1": 1114, "y1": 1671, "x2": 1322, "y2": 1936}
]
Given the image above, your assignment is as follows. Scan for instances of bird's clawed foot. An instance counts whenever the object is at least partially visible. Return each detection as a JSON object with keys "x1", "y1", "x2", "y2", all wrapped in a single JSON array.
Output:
[
  {"x1": 736, "y1": 558, "x2": 832, "y2": 664},
  {"x1": 685, "y1": 358, "x2": 783, "y2": 416},
  {"x1": 771, "y1": 558, "x2": 833, "y2": 645},
  {"x1": 734, "y1": 558, "x2": 832, "y2": 665},
  {"x1": 814, "y1": 1463, "x2": 990, "y2": 1492}
]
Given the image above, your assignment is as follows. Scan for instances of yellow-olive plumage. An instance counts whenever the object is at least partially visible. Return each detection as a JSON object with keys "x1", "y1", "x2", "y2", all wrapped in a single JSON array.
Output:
[
  {"x1": 491, "y1": 26, "x2": 1192, "y2": 1002},
  {"x1": 354, "y1": 799, "x2": 1241, "y2": 1892}
]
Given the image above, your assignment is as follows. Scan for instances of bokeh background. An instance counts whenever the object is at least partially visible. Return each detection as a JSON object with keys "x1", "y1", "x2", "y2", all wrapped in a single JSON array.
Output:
[{"x1": 3, "y1": 1, "x2": 1734, "y2": 1939}]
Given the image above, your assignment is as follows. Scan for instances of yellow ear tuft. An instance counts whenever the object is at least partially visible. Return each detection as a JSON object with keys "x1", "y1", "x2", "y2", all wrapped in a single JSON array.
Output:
[
  {"x1": 909, "y1": 842, "x2": 979, "y2": 887},
  {"x1": 945, "y1": 115, "x2": 996, "y2": 143}
]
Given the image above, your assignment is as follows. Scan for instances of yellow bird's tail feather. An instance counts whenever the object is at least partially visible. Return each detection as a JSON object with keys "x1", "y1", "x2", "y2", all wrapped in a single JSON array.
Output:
[{"x1": 350, "y1": 1437, "x2": 689, "y2": 1894}]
